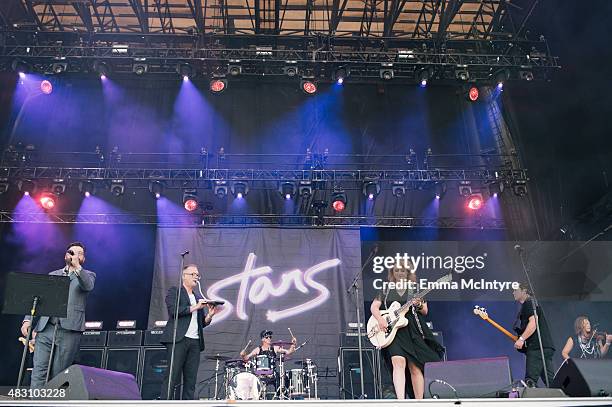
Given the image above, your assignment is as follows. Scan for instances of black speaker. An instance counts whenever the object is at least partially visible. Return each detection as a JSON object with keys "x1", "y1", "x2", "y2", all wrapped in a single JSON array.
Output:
[
  {"x1": 140, "y1": 347, "x2": 169, "y2": 400},
  {"x1": 80, "y1": 330, "x2": 107, "y2": 347},
  {"x1": 107, "y1": 330, "x2": 143, "y2": 347},
  {"x1": 44, "y1": 364, "x2": 141, "y2": 400},
  {"x1": 552, "y1": 358, "x2": 612, "y2": 397},
  {"x1": 424, "y1": 357, "x2": 511, "y2": 398},
  {"x1": 105, "y1": 348, "x2": 141, "y2": 384},
  {"x1": 339, "y1": 348, "x2": 379, "y2": 399},
  {"x1": 75, "y1": 348, "x2": 105, "y2": 368}
]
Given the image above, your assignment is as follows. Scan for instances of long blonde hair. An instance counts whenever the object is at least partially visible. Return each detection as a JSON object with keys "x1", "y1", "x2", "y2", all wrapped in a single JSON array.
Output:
[{"x1": 386, "y1": 259, "x2": 415, "y2": 283}]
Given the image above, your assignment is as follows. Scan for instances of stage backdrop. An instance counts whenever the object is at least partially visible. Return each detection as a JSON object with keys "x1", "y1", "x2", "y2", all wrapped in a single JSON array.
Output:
[{"x1": 149, "y1": 227, "x2": 361, "y2": 398}]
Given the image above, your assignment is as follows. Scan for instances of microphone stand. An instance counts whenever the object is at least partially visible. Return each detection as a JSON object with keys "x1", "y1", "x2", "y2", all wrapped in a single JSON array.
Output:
[
  {"x1": 166, "y1": 250, "x2": 189, "y2": 400},
  {"x1": 516, "y1": 245, "x2": 550, "y2": 388},
  {"x1": 346, "y1": 244, "x2": 378, "y2": 399}
]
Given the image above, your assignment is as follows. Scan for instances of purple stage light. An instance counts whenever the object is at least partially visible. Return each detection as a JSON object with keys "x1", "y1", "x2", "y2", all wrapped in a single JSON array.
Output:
[
  {"x1": 155, "y1": 192, "x2": 161, "y2": 199},
  {"x1": 85, "y1": 191, "x2": 91, "y2": 197},
  {"x1": 368, "y1": 193, "x2": 374, "y2": 200},
  {"x1": 285, "y1": 193, "x2": 291, "y2": 200},
  {"x1": 420, "y1": 79, "x2": 427, "y2": 87},
  {"x1": 19, "y1": 72, "x2": 25, "y2": 79},
  {"x1": 435, "y1": 194, "x2": 441, "y2": 200},
  {"x1": 337, "y1": 78, "x2": 344, "y2": 85},
  {"x1": 497, "y1": 82, "x2": 504, "y2": 90},
  {"x1": 183, "y1": 75, "x2": 189, "y2": 82},
  {"x1": 100, "y1": 74, "x2": 107, "y2": 80},
  {"x1": 237, "y1": 192, "x2": 243, "y2": 199},
  {"x1": 24, "y1": 191, "x2": 30, "y2": 196}
]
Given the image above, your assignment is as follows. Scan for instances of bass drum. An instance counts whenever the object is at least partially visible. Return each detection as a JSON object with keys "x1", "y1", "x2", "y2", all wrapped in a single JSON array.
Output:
[{"x1": 227, "y1": 372, "x2": 264, "y2": 400}]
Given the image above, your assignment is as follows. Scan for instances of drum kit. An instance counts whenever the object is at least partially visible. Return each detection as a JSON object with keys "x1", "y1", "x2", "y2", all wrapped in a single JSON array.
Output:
[{"x1": 207, "y1": 339, "x2": 319, "y2": 400}]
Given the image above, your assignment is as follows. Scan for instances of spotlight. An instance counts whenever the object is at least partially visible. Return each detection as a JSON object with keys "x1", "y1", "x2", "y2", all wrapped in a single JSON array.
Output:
[
  {"x1": 231, "y1": 181, "x2": 248, "y2": 199},
  {"x1": 458, "y1": 181, "x2": 472, "y2": 197},
  {"x1": 331, "y1": 191, "x2": 347, "y2": 212},
  {"x1": 380, "y1": 63, "x2": 394, "y2": 80},
  {"x1": 300, "y1": 79, "x2": 317, "y2": 95},
  {"x1": 0, "y1": 180, "x2": 9, "y2": 195},
  {"x1": 132, "y1": 63, "x2": 148, "y2": 75},
  {"x1": 12, "y1": 59, "x2": 30, "y2": 74},
  {"x1": 519, "y1": 70, "x2": 534, "y2": 81},
  {"x1": 177, "y1": 63, "x2": 194, "y2": 80},
  {"x1": 148, "y1": 180, "x2": 164, "y2": 198},
  {"x1": 279, "y1": 182, "x2": 296, "y2": 200},
  {"x1": 455, "y1": 67, "x2": 470, "y2": 81},
  {"x1": 467, "y1": 86, "x2": 479, "y2": 102},
  {"x1": 488, "y1": 182, "x2": 504, "y2": 198},
  {"x1": 363, "y1": 181, "x2": 380, "y2": 200},
  {"x1": 51, "y1": 63, "x2": 67, "y2": 74},
  {"x1": 79, "y1": 180, "x2": 96, "y2": 197},
  {"x1": 228, "y1": 65, "x2": 242, "y2": 76},
  {"x1": 298, "y1": 181, "x2": 313, "y2": 198},
  {"x1": 93, "y1": 61, "x2": 110, "y2": 78},
  {"x1": 283, "y1": 65, "x2": 298, "y2": 77},
  {"x1": 334, "y1": 67, "x2": 348, "y2": 84},
  {"x1": 512, "y1": 180, "x2": 527, "y2": 196},
  {"x1": 40, "y1": 192, "x2": 56, "y2": 210},
  {"x1": 40, "y1": 80, "x2": 53, "y2": 95},
  {"x1": 210, "y1": 78, "x2": 227, "y2": 93},
  {"x1": 434, "y1": 182, "x2": 447, "y2": 200},
  {"x1": 51, "y1": 180, "x2": 66, "y2": 196},
  {"x1": 417, "y1": 67, "x2": 432, "y2": 87},
  {"x1": 467, "y1": 193, "x2": 484, "y2": 211},
  {"x1": 392, "y1": 181, "x2": 406, "y2": 198},
  {"x1": 493, "y1": 69, "x2": 510, "y2": 89},
  {"x1": 110, "y1": 180, "x2": 125, "y2": 196},
  {"x1": 183, "y1": 189, "x2": 199, "y2": 212},
  {"x1": 214, "y1": 181, "x2": 228, "y2": 199}
]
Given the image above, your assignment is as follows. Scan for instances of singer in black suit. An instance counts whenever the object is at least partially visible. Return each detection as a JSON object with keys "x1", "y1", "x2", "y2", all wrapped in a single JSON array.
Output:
[{"x1": 160, "y1": 264, "x2": 219, "y2": 400}]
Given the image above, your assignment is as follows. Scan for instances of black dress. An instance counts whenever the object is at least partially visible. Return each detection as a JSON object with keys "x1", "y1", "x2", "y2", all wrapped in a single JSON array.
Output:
[{"x1": 377, "y1": 287, "x2": 444, "y2": 398}]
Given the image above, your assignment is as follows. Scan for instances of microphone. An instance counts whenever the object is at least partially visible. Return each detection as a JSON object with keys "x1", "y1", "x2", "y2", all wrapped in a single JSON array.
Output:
[{"x1": 180, "y1": 250, "x2": 189, "y2": 256}]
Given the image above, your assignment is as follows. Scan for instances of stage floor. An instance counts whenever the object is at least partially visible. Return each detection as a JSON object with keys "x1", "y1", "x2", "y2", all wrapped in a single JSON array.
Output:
[{"x1": 1, "y1": 399, "x2": 612, "y2": 407}]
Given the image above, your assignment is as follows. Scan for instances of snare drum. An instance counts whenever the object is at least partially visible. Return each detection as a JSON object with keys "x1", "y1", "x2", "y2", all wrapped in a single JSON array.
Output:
[
  {"x1": 227, "y1": 372, "x2": 263, "y2": 400},
  {"x1": 288, "y1": 368, "x2": 306, "y2": 397},
  {"x1": 254, "y1": 354, "x2": 274, "y2": 376}
]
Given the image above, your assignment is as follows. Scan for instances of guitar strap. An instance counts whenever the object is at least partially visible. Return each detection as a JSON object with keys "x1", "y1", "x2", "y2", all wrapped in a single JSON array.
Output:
[{"x1": 384, "y1": 288, "x2": 426, "y2": 339}]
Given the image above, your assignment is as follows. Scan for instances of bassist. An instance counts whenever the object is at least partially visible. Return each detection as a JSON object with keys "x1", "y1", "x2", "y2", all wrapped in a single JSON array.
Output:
[{"x1": 370, "y1": 262, "x2": 443, "y2": 399}]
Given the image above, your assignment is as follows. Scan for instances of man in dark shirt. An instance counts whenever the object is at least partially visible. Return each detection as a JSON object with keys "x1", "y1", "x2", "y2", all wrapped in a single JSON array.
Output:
[{"x1": 512, "y1": 283, "x2": 555, "y2": 387}]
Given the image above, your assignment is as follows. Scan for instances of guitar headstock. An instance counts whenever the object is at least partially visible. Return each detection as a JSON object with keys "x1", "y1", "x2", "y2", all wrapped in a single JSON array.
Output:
[{"x1": 473, "y1": 305, "x2": 489, "y2": 320}]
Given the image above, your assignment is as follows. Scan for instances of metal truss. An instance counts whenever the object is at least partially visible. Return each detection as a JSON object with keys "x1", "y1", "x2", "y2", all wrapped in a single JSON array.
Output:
[
  {"x1": 2, "y1": 0, "x2": 543, "y2": 41},
  {"x1": 0, "y1": 166, "x2": 528, "y2": 186},
  {"x1": 0, "y1": 211, "x2": 506, "y2": 228}
]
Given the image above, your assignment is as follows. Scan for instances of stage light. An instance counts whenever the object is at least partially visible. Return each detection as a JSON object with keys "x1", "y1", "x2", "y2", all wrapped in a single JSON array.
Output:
[
  {"x1": 493, "y1": 69, "x2": 510, "y2": 89},
  {"x1": 149, "y1": 180, "x2": 164, "y2": 199},
  {"x1": 51, "y1": 63, "x2": 67, "y2": 74},
  {"x1": 110, "y1": 180, "x2": 125, "y2": 196},
  {"x1": 455, "y1": 67, "x2": 470, "y2": 81},
  {"x1": 183, "y1": 189, "x2": 198, "y2": 212},
  {"x1": 468, "y1": 86, "x2": 479, "y2": 102},
  {"x1": 18, "y1": 179, "x2": 36, "y2": 196},
  {"x1": 0, "y1": 180, "x2": 9, "y2": 195},
  {"x1": 512, "y1": 180, "x2": 527, "y2": 196},
  {"x1": 177, "y1": 63, "x2": 194, "y2": 80},
  {"x1": 228, "y1": 64, "x2": 242, "y2": 76},
  {"x1": 488, "y1": 182, "x2": 504, "y2": 198},
  {"x1": 298, "y1": 181, "x2": 313, "y2": 198},
  {"x1": 19, "y1": 72, "x2": 25, "y2": 79},
  {"x1": 520, "y1": 70, "x2": 534, "y2": 81},
  {"x1": 79, "y1": 180, "x2": 96, "y2": 197},
  {"x1": 12, "y1": 59, "x2": 30, "y2": 74},
  {"x1": 210, "y1": 78, "x2": 227, "y2": 93},
  {"x1": 331, "y1": 191, "x2": 347, "y2": 212},
  {"x1": 283, "y1": 65, "x2": 298, "y2": 77},
  {"x1": 51, "y1": 180, "x2": 66, "y2": 196},
  {"x1": 279, "y1": 182, "x2": 296, "y2": 200},
  {"x1": 334, "y1": 67, "x2": 348, "y2": 84},
  {"x1": 231, "y1": 181, "x2": 249, "y2": 199},
  {"x1": 132, "y1": 63, "x2": 148, "y2": 75},
  {"x1": 40, "y1": 80, "x2": 53, "y2": 95},
  {"x1": 301, "y1": 79, "x2": 317, "y2": 95},
  {"x1": 392, "y1": 181, "x2": 406, "y2": 198},
  {"x1": 418, "y1": 68, "x2": 432, "y2": 87},
  {"x1": 380, "y1": 63, "x2": 394, "y2": 80},
  {"x1": 458, "y1": 181, "x2": 472, "y2": 197},
  {"x1": 434, "y1": 182, "x2": 447, "y2": 200},
  {"x1": 39, "y1": 192, "x2": 56, "y2": 210},
  {"x1": 214, "y1": 181, "x2": 228, "y2": 199},
  {"x1": 467, "y1": 194, "x2": 484, "y2": 211},
  {"x1": 363, "y1": 181, "x2": 380, "y2": 201},
  {"x1": 93, "y1": 61, "x2": 110, "y2": 78}
]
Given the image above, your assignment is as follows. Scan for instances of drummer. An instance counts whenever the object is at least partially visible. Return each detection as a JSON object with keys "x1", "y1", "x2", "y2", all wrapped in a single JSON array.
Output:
[{"x1": 240, "y1": 330, "x2": 297, "y2": 364}]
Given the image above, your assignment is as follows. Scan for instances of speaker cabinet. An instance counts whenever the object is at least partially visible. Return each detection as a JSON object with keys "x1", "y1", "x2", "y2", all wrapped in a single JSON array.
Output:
[
  {"x1": 424, "y1": 357, "x2": 511, "y2": 398},
  {"x1": 44, "y1": 364, "x2": 141, "y2": 400},
  {"x1": 75, "y1": 348, "x2": 105, "y2": 368},
  {"x1": 140, "y1": 347, "x2": 169, "y2": 400},
  {"x1": 104, "y1": 348, "x2": 141, "y2": 384},
  {"x1": 552, "y1": 358, "x2": 612, "y2": 397},
  {"x1": 338, "y1": 348, "x2": 380, "y2": 399}
]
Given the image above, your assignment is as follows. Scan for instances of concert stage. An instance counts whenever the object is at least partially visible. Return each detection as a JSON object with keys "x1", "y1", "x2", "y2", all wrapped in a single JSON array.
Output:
[{"x1": 1, "y1": 398, "x2": 612, "y2": 407}]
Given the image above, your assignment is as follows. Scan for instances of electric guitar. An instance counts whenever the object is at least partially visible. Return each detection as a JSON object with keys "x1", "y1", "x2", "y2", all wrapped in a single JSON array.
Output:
[
  {"x1": 473, "y1": 306, "x2": 526, "y2": 353},
  {"x1": 367, "y1": 273, "x2": 452, "y2": 348}
]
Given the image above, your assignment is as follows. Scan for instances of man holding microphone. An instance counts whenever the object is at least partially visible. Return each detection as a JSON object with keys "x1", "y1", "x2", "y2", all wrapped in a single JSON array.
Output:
[{"x1": 20, "y1": 242, "x2": 96, "y2": 389}]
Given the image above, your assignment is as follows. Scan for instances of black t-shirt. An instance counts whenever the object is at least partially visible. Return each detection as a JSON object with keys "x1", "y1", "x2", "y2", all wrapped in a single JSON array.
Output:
[{"x1": 516, "y1": 299, "x2": 554, "y2": 350}]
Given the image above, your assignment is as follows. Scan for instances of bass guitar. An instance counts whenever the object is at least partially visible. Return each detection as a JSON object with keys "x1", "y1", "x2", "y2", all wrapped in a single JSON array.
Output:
[
  {"x1": 367, "y1": 273, "x2": 452, "y2": 348},
  {"x1": 473, "y1": 306, "x2": 526, "y2": 353}
]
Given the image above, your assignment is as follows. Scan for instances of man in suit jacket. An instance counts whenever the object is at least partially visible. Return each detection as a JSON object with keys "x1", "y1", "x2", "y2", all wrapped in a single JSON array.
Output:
[
  {"x1": 20, "y1": 242, "x2": 96, "y2": 388},
  {"x1": 160, "y1": 264, "x2": 219, "y2": 400}
]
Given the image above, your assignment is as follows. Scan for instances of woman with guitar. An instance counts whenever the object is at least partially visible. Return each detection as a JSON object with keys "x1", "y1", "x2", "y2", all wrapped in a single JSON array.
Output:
[
  {"x1": 561, "y1": 316, "x2": 611, "y2": 360},
  {"x1": 370, "y1": 261, "x2": 443, "y2": 399}
]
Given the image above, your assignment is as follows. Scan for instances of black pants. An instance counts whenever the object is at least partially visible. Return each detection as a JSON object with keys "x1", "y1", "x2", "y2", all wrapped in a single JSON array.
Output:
[
  {"x1": 525, "y1": 348, "x2": 555, "y2": 387},
  {"x1": 160, "y1": 338, "x2": 201, "y2": 400}
]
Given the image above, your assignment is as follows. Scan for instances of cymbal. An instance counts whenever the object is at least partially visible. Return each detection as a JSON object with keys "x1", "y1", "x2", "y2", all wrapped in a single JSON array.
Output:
[
  {"x1": 206, "y1": 354, "x2": 232, "y2": 361},
  {"x1": 271, "y1": 340, "x2": 293, "y2": 346},
  {"x1": 224, "y1": 359, "x2": 246, "y2": 365}
]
